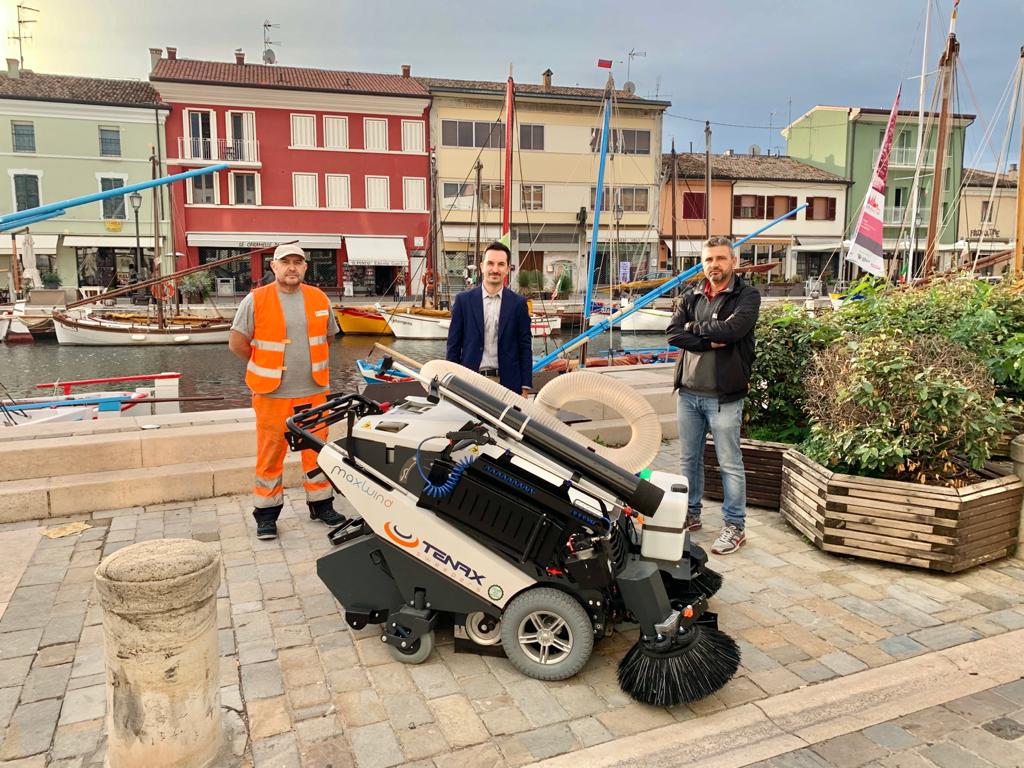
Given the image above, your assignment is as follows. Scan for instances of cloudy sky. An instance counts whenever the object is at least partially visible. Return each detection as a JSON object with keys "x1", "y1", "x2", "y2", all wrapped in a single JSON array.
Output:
[{"x1": 3, "y1": 0, "x2": 1021, "y2": 169}]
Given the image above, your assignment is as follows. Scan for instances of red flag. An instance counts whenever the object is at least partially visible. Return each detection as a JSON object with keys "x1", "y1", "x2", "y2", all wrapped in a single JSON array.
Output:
[{"x1": 597, "y1": 59, "x2": 612, "y2": 69}]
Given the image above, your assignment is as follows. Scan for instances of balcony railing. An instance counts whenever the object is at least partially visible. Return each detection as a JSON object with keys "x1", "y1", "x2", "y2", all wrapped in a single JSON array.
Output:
[
  {"x1": 883, "y1": 206, "x2": 930, "y2": 225},
  {"x1": 871, "y1": 146, "x2": 950, "y2": 168},
  {"x1": 178, "y1": 137, "x2": 260, "y2": 163}
]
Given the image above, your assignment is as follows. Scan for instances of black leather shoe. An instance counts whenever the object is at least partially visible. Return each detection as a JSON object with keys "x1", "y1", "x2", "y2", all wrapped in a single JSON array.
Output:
[
  {"x1": 256, "y1": 520, "x2": 278, "y2": 540},
  {"x1": 309, "y1": 500, "x2": 345, "y2": 526}
]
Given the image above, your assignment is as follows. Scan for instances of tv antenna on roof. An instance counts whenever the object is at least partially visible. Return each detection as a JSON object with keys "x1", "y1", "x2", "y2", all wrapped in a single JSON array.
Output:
[
  {"x1": 626, "y1": 48, "x2": 645, "y2": 83},
  {"x1": 263, "y1": 19, "x2": 280, "y2": 64},
  {"x1": 9, "y1": 4, "x2": 38, "y2": 69}
]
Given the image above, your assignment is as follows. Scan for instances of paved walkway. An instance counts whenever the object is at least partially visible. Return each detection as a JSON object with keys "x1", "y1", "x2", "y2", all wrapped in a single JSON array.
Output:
[{"x1": 0, "y1": 440, "x2": 1022, "y2": 767}]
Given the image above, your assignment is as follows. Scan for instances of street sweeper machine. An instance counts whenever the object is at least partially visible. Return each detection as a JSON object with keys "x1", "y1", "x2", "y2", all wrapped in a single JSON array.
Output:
[{"x1": 285, "y1": 361, "x2": 741, "y2": 706}]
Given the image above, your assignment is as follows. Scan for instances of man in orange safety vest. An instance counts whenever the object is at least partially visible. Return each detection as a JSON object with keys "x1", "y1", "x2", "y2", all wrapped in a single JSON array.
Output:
[{"x1": 228, "y1": 244, "x2": 344, "y2": 540}]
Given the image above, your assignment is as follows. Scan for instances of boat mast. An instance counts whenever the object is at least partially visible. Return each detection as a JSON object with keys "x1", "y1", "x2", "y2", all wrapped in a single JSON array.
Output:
[
  {"x1": 671, "y1": 139, "x2": 678, "y2": 272},
  {"x1": 922, "y1": 5, "x2": 960, "y2": 277},
  {"x1": 474, "y1": 160, "x2": 483, "y2": 266},
  {"x1": 1014, "y1": 46, "x2": 1024, "y2": 276},
  {"x1": 502, "y1": 66, "x2": 514, "y2": 287},
  {"x1": 704, "y1": 121, "x2": 712, "y2": 241},
  {"x1": 907, "y1": 0, "x2": 930, "y2": 281},
  {"x1": 150, "y1": 151, "x2": 165, "y2": 328},
  {"x1": 580, "y1": 72, "x2": 615, "y2": 368}
]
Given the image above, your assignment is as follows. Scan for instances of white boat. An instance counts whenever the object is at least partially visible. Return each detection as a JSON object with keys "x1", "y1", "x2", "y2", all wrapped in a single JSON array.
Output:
[
  {"x1": 0, "y1": 312, "x2": 10, "y2": 342},
  {"x1": 588, "y1": 303, "x2": 672, "y2": 333},
  {"x1": 1, "y1": 372, "x2": 182, "y2": 427},
  {"x1": 3, "y1": 315, "x2": 34, "y2": 342},
  {"x1": 432, "y1": 314, "x2": 562, "y2": 339},
  {"x1": 53, "y1": 311, "x2": 232, "y2": 346}
]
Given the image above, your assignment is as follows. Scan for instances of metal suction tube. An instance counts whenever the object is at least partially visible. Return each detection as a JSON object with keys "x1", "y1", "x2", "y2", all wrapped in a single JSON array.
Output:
[{"x1": 436, "y1": 373, "x2": 664, "y2": 517}]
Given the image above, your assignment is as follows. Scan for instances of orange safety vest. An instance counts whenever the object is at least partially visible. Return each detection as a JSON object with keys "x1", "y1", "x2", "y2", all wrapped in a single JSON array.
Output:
[{"x1": 245, "y1": 283, "x2": 332, "y2": 394}]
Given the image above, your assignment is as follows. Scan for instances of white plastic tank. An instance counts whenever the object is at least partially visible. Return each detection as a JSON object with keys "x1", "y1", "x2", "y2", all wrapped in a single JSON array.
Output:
[{"x1": 639, "y1": 470, "x2": 689, "y2": 562}]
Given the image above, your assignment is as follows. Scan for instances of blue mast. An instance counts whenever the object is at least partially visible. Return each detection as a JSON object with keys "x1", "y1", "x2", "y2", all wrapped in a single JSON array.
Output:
[{"x1": 581, "y1": 78, "x2": 614, "y2": 355}]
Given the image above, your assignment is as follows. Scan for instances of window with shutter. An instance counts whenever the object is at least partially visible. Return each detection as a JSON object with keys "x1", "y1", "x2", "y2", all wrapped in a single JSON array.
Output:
[
  {"x1": 788, "y1": 196, "x2": 798, "y2": 214},
  {"x1": 826, "y1": 197, "x2": 837, "y2": 220},
  {"x1": 738, "y1": 194, "x2": 757, "y2": 218},
  {"x1": 290, "y1": 114, "x2": 316, "y2": 148},
  {"x1": 364, "y1": 119, "x2": 388, "y2": 151},
  {"x1": 682, "y1": 192, "x2": 706, "y2": 220},
  {"x1": 293, "y1": 173, "x2": 318, "y2": 208},
  {"x1": 402, "y1": 121, "x2": 424, "y2": 152},
  {"x1": 326, "y1": 175, "x2": 351, "y2": 209},
  {"x1": 733, "y1": 195, "x2": 742, "y2": 218},
  {"x1": 100, "y1": 177, "x2": 126, "y2": 219},
  {"x1": 755, "y1": 196, "x2": 766, "y2": 219},
  {"x1": 366, "y1": 176, "x2": 389, "y2": 209},
  {"x1": 403, "y1": 178, "x2": 426, "y2": 210},
  {"x1": 324, "y1": 117, "x2": 348, "y2": 149},
  {"x1": 13, "y1": 174, "x2": 40, "y2": 211}
]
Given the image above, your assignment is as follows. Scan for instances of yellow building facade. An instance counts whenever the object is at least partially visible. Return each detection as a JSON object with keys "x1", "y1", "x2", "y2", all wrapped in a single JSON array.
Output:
[
  {"x1": 957, "y1": 167, "x2": 1018, "y2": 272},
  {"x1": 422, "y1": 74, "x2": 668, "y2": 293}
]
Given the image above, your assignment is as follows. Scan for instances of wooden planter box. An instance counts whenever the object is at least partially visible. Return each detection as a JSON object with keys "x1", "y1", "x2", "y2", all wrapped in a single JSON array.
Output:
[
  {"x1": 780, "y1": 450, "x2": 1023, "y2": 573},
  {"x1": 702, "y1": 438, "x2": 792, "y2": 510}
]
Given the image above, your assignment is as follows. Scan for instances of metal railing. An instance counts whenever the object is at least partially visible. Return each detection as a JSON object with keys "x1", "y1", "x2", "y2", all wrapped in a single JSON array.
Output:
[
  {"x1": 884, "y1": 206, "x2": 930, "y2": 225},
  {"x1": 872, "y1": 146, "x2": 945, "y2": 167},
  {"x1": 178, "y1": 137, "x2": 260, "y2": 163}
]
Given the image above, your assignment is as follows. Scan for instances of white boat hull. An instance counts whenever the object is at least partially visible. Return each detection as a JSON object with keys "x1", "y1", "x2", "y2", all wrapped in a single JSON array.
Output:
[
  {"x1": 379, "y1": 311, "x2": 449, "y2": 340},
  {"x1": 0, "y1": 314, "x2": 9, "y2": 342},
  {"x1": 54, "y1": 314, "x2": 232, "y2": 346},
  {"x1": 588, "y1": 307, "x2": 671, "y2": 333}
]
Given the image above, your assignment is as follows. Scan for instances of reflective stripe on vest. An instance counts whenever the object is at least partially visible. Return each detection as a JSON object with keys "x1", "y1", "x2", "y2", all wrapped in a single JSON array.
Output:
[{"x1": 245, "y1": 283, "x2": 332, "y2": 394}]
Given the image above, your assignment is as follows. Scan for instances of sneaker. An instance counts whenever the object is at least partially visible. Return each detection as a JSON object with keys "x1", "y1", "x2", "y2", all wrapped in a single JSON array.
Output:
[
  {"x1": 711, "y1": 523, "x2": 745, "y2": 555},
  {"x1": 256, "y1": 520, "x2": 278, "y2": 540},
  {"x1": 309, "y1": 500, "x2": 346, "y2": 526},
  {"x1": 684, "y1": 514, "x2": 702, "y2": 532}
]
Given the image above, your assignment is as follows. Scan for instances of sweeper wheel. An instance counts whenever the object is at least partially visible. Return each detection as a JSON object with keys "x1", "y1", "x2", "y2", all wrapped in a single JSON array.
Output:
[
  {"x1": 500, "y1": 588, "x2": 593, "y2": 681},
  {"x1": 386, "y1": 629, "x2": 434, "y2": 664}
]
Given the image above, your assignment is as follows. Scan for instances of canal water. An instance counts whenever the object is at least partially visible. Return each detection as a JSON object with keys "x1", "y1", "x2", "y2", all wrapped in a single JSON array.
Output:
[{"x1": 0, "y1": 331, "x2": 665, "y2": 411}]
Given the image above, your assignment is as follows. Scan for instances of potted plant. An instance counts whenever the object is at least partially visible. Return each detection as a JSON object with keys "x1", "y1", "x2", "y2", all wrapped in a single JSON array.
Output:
[
  {"x1": 40, "y1": 271, "x2": 62, "y2": 289},
  {"x1": 778, "y1": 276, "x2": 1024, "y2": 572},
  {"x1": 179, "y1": 271, "x2": 213, "y2": 304}
]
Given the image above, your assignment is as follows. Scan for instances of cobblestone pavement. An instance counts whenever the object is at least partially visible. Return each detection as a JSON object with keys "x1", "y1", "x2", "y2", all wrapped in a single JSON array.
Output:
[
  {"x1": 750, "y1": 680, "x2": 1024, "y2": 768},
  {"x1": 1, "y1": 439, "x2": 1023, "y2": 767}
]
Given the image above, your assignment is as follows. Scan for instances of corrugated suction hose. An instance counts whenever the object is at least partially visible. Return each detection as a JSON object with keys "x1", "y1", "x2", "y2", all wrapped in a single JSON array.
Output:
[{"x1": 419, "y1": 361, "x2": 661, "y2": 474}]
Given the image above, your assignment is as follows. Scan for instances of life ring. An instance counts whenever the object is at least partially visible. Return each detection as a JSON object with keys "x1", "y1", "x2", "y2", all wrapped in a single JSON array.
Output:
[
  {"x1": 421, "y1": 268, "x2": 435, "y2": 290},
  {"x1": 150, "y1": 281, "x2": 175, "y2": 301}
]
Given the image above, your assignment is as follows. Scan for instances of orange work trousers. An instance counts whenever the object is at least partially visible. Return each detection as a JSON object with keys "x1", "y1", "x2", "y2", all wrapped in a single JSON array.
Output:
[{"x1": 252, "y1": 392, "x2": 333, "y2": 513}]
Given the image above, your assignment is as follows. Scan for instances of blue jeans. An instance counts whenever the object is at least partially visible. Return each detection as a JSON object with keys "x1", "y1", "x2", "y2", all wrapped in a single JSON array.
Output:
[{"x1": 677, "y1": 392, "x2": 746, "y2": 528}]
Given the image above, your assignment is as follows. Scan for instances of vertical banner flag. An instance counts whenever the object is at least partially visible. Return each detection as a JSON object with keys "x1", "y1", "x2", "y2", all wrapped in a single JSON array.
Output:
[{"x1": 846, "y1": 86, "x2": 901, "y2": 277}]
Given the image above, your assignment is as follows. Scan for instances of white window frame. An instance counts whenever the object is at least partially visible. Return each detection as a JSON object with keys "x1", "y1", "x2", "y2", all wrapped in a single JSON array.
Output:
[
  {"x1": 401, "y1": 120, "x2": 424, "y2": 153},
  {"x1": 8, "y1": 168, "x2": 42, "y2": 212},
  {"x1": 182, "y1": 108, "x2": 217, "y2": 160},
  {"x1": 225, "y1": 110, "x2": 257, "y2": 161},
  {"x1": 326, "y1": 174, "x2": 351, "y2": 209},
  {"x1": 98, "y1": 125, "x2": 122, "y2": 157},
  {"x1": 186, "y1": 171, "x2": 220, "y2": 205},
  {"x1": 95, "y1": 172, "x2": 129, "y2": 220},
  {"x1": 228, "y1": 171, "x2": 261, "y2": 206},
  {"x1": 365, "y1": 175, "x2": 390, "y2": 210},
  {"x1": 323, "y1": 116, "x2": 349, "y2": 150},
  {"x1": 11, "y1": 121, "x2": 36, "y2": 153},
  {"x1": 290, "y1": 113, "x2": 317, "y2": 149},
  {"x1": 402, "y1": 176, "x2": 427, "y2": 212},
  {"x1": 292, "y1": 172, "x2": 319, "y2": 209},
  {"x1": 520, "y1": 183, "x2": 545, "y2": 211},
  {"x1": 364, "y1": 118, "x2": 388, "y2": 152}
]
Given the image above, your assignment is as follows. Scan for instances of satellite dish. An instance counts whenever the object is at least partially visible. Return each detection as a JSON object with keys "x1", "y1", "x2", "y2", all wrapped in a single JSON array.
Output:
[
  {"x1": 622, "y1": 81, "x2": 636, "y2": 95},
  {"x1": 748, "y1": 144, "x2": 761, "y2": 156},
  {"x1": 263, "y1": 48, "x2": 276, "y2": 65}
]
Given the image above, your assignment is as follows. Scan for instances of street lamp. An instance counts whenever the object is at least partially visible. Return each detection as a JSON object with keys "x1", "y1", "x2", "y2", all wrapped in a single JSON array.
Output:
[{"x1": 129, "y1": 191, "x2": 143, "y2": 280}]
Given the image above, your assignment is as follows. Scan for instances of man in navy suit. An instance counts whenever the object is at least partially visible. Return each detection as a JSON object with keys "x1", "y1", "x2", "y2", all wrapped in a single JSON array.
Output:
[{"x1": 446, "y1": 241, "x2": 533, "y2": 396}]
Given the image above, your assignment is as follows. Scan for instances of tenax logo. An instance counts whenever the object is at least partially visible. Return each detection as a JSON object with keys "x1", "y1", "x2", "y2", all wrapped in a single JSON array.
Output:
[{"x1": 384, "y1": 521, "x2": 485, "y2": 586}]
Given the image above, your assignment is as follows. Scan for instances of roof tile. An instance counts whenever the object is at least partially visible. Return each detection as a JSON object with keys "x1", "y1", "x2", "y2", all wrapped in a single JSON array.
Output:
[
  {"x1": 663, "y1": 152, "x2": 849, "y2": 183},
  {"x1": 0, "y1": 70, "x2": 163, "y2": 107}
]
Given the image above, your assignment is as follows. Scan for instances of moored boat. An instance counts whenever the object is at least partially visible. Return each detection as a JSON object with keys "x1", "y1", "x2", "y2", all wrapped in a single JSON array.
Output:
[
  {"x1": 335, "y1": 305, "x2": 393, "y2": 336},
  {"x1": 52, "y1": 310, "x2": 232, "y2": 346}
]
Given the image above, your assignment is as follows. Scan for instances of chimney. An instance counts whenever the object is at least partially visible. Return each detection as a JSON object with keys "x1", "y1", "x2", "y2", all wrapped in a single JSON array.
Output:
[
  {"x1": 1009, "y1": 163, "x2": 1018, "y2": 176},
  {"x1": 235, "y1": 49, "x2": 245, "y2": 65},
  {"x1": 401, "y1": 64, "x2": 411, "y2": 78},
  {"x1": 6, "y1": 58, "x2": 20, "y2": 80},
  {"x1": 148, "y1": 48, "x2": 162, "y2": 72},
  {"x1": 541, "y1": 68, "x2": 553, "y2": 92},
  {"x1": 166, "y1": 46, "x2": 177, "y2": 60}
]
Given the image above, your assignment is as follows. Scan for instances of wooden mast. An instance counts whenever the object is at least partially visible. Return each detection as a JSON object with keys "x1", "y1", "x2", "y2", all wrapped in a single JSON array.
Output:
[{"x1": 1014, "y1": 46, "x2": 1024, "y2": 276}]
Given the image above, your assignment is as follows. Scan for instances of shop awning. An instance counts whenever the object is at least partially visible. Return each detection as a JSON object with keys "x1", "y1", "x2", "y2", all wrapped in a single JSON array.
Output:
[
  {"x1": 186, "y1": 232, "x2": 342, "y2": 249},
  {"x1": 63, "y1": 235, "x2": 160, "y2": 249},
  {"x1": 344, "y1": 236, "x2": 408, "y2": 266},
  {"x1": 791, "y1": 239, "x2": 847, "y2": 253},
  {"x1": 442, "y1": 224, "x2": 502, "y2": 242},
  {"x1": 0, "y1": 233, "x2": 59, "y2": 254}
]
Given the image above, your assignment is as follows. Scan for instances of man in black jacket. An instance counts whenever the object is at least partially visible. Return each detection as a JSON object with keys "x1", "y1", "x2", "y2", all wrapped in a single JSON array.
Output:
[{"x1": 666, "y1": 236, "x2": 760, "y2": 555}]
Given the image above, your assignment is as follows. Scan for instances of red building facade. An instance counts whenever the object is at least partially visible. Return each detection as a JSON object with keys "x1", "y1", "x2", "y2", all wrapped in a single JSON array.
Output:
[{"x1": 149, "y1": 50, "x2": 431, "y2": 296}]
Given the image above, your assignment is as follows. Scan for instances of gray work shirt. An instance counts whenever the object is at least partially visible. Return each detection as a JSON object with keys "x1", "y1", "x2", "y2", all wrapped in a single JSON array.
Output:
[
  {"x1": 232, "y1": 287, "x2": 339, "y2": 398},
  {"x1": 679, "y1": 278, "x2": 735, "y2": 398},
  {"x1": 480, "y1": 287, "x2": 503, "y2": 370}
]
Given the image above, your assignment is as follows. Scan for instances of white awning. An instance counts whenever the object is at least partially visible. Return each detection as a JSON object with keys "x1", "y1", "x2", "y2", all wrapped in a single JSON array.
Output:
[
  {"x1": 0, "y1": 233, "x2": 59, "y2": 254},
  {"x1": 442, "y1": 224, "x2": 502, "y2": 242},
  {"x1": 186, "y1": 232, "x2": 342, "y2": 249},
  {"x1": 63, "y1": 235, "x2": 158, "y2": 249},
  {"x1": 664, "y1": 239, "x2": 705, "y2": 256},
  {"x1": 936, "y1": 239, "x2": 1014, "y2": 253},
  {"x1": 586, "y1": 230, "x2": 658, "y2": 244},
  {"x1": 791, "y1": 240, "x2": 846, "y2": 253},
  {"x1": 344, "y1": 236, "x2": 408, "y2": 266}
]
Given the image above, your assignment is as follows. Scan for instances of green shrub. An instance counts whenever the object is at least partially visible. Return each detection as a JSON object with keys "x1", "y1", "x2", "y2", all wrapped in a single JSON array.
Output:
[
  {"x1": 803, "y1": 332, "x2": 1017, "y2": 484},
  {"x1": 179, "y1": 270, "x2": 213, "y2": 300}
]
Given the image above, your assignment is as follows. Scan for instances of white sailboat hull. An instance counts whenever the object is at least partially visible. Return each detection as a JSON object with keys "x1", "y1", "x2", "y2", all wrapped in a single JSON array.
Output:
[
  {"x1": 53, "y1": 313, "x2": 232, "y2": 346},
  {"x1": 588, "y1": 307, "x2": 672, "y2": 333},
  {"x1": 379, "y1": 310, "x2": 450, "y2": 340}
]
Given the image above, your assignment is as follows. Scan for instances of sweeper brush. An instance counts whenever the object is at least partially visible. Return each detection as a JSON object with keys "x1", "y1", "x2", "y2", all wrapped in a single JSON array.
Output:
[{"x1": 286, "y1": 363, "x2": 740, "y2": 706}]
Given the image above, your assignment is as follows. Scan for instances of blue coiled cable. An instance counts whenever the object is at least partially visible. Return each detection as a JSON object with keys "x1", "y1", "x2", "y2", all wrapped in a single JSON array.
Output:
[{"x1": 416, "y1": 436, "x2": 477, "y2": 498}]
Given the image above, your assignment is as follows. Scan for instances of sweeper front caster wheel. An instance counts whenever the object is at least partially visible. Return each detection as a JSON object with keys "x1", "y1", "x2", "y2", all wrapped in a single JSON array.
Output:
[
  {"x1": 500, "y1": 588, "x2": 593, "y2": 681},
  {"x1": 386, "y1": 629, "x2": 434, "y2": 664}
]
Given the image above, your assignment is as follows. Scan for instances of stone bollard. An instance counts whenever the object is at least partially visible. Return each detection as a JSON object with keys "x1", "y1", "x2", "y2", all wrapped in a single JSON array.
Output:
[
  {"x1": 95, "y1": 538, "x2": 223, "y2": 768},
  {"x1": 1012, "y1": 435, "x2": 1024, "y2": 548}
]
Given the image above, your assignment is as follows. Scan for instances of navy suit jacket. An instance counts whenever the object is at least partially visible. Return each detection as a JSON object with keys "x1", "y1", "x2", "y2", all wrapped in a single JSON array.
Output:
[{"x1": 446, "y1": 286, "x2": 533, "y2": 392}]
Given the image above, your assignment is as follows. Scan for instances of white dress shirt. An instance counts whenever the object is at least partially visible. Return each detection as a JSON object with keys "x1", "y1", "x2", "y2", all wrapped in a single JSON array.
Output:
[{"x1": 480, "y1": 287, "x2": 502, "y2": 370}]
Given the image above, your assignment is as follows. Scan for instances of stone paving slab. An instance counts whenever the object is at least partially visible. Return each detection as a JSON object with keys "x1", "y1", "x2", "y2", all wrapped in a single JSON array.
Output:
[{"x1": 0, "y1": 439, "x2": 1022, "y2": 767}]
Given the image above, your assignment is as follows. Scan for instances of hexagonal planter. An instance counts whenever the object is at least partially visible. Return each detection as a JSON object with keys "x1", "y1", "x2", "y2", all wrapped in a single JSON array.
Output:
[
  {"x1": 702, "y1": 438, "x2": 792, "y2": 510},
  {"x1": 780, "y1": 450, "x2": 1023, "y2": 573}
]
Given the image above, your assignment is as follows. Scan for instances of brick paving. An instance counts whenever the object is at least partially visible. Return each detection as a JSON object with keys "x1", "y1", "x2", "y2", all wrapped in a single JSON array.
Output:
[{"x1": 0, "y1": 439, "x2": 1022, "y2": 767}]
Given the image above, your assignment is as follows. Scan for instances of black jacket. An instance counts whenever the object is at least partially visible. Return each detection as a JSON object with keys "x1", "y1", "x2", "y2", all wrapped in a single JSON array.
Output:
[{"x1": 666, "y1": 275, "x2": 760, "y2": 404}]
